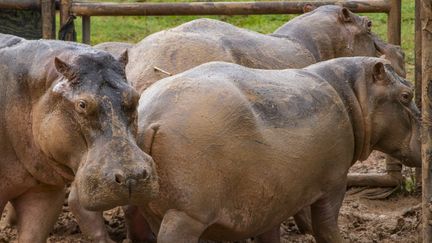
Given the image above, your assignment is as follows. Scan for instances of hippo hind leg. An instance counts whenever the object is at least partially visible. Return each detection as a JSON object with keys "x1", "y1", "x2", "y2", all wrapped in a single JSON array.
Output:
[
  {"x1": 12, "y1": 185, "x2": 65, "y2": 243},
  {"x1": 158, "y1": 209, "x2": 209, "y2": 243},
  {"x1": 310, "y1": 183, "x2": 346, "y2": 243},
  {"x1": 254, "y1": 225, "x2": 281, "y2": 243}
]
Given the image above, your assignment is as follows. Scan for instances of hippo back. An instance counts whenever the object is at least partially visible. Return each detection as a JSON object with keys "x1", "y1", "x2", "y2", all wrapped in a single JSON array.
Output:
[{"x1": 127, "y1": 18, "x2": 313, "y2": 92}]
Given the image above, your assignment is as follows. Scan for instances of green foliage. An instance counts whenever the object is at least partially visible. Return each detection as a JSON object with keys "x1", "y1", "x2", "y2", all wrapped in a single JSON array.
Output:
[{"x1": 71, "y1": 0, "x2": 415, "y2": 80}]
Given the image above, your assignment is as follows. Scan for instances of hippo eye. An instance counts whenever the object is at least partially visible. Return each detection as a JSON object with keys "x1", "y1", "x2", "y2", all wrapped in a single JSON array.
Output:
[
  {"x1": 79, "y1": 101, "x2": 86, "y2": 109},
  {"x1": 400, "y1": 92, "x2": 413, "y2": 105},
  {"x1": 75, "y1": 100, "x2": 87, "y2": 113},
  {"x1": 367, "y1": 21, "x2": 372, "y2": 31}
]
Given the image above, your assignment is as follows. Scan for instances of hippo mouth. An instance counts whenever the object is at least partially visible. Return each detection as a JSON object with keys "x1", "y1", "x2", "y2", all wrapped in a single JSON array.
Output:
[{"x1": 75, "y1": 168, "x2": 160, "y2": 211}]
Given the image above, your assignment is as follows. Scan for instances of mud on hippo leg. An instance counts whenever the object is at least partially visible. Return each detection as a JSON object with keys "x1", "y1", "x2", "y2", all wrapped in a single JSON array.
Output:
[
  {"x1": 157, "y1": 209, "x2": 208, "y2": 243},
  {"x1": 347, "y1": 155, "x2": 403, "y2": 199},
  {"x1": 311, "y1": 184, "x2": 345, "y2": 243},
  {"x1": 68, "y1": 183, "x2": 114, "y2": 243},
  {"x1": 124, "y1": 205, "x2": 156, "y2": 243},
  {"x1": 11, "y1": 185, "x2": 65, "y2": 243},
  {"x1": 254, "y1": 225, "x2": 280, "y2": 243}
]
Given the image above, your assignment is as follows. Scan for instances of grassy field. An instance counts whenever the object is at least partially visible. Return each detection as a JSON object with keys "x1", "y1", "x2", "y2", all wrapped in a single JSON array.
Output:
[{"x1": 72, "y1": 0, "x2": 416, "y2": 80}]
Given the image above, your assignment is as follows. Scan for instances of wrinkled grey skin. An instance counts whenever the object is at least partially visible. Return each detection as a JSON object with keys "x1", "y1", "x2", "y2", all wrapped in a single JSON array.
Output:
[
  {"x1": 126, "y1": 6, "x2": 405, "y2": 93},
  {"x1": 0, "y1": 34, "x2": 158, "y2": 243},
  {"x1": 135, "y1": 57, "x2": 420, "y2": 243}
]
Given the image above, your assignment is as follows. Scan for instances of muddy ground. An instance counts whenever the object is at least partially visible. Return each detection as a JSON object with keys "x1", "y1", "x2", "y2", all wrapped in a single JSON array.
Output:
[{"x1": 0, "y1": 152, "x2": 421, "y2": 242}]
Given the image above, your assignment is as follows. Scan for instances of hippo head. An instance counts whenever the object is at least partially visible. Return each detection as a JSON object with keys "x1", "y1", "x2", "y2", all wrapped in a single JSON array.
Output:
[
  {"x1": 359, "y1": 59, "x2": 420, "y2": 167},
  {"x1": 32, "y1": 50, "x2": 159, "y2": 210},
  {"x1": 273, "y1": 5, "x2": 406, "y2": 77}
]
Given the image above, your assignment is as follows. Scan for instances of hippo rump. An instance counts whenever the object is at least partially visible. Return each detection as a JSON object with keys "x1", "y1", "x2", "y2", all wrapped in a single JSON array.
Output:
[
  {"x1": 0, "y1": 34, "x2": 158, "y2": 242},
  {"x1": 133, "y1": 57, "x2": 420, "y2": 243},
  {"x1": 125, "y1": 5, "x2": 405, "y2": 93}
]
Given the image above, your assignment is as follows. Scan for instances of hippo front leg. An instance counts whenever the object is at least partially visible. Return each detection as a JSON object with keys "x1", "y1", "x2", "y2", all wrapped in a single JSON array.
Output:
[
  {"x1": 310, "y1": 184, "x2": 346, "y2": 243},
  {"x1": 124, "y1": 205, "x2": 156, "y2": 243},
  {"x1": 68, "y1": 183, "x2": 114, "y2": 243},
  {"x1": 158, "y1": 209, "x2": 208, "y2": 243},
  {"x1": 11, "y1": 185, "x2": 65, "y2": 243}
]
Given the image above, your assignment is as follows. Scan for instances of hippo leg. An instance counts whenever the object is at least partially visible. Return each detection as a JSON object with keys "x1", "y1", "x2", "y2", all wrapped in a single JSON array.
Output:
[
  {"x1": 293, "y1": 207, "x2": 313, "y2": 234},
  {"x1": 12, "y1": 186, "x2": 64, "y2": 243},
  {"x1": 68, "y1": 183, "x2": 114, "y2": 243},
  {"x1": 311, "y1": 184, "x2": 345, "y2": 243},
  {"x1": 124, "y1": 205, "x2": 156, "y2": 243},
  {"x1": 254, "y1": 225, "x2": 280, "y2": 243},
  {"x1": 157, "y1": 209, "x2": 208, "y2": 243}
]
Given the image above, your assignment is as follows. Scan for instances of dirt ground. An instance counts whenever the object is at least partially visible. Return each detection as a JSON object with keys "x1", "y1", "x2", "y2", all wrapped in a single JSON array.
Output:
[{"x1": 0, "y1": 152, "x2": 421, "y2": 243}]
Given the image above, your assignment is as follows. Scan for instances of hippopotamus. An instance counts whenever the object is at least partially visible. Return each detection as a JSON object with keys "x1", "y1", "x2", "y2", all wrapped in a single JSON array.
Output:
[
  {"x1": 82, "y1": 5, "x2": 407, "y2": 242},
  {"x1": 0, "y1": 34, "x2": 158, "y2": 242},
  {"x1": 125, "y1": 5, "x2": 405, "y2": 93},
  {"x1": 133, "y1": 57, "x2": 420, "y2": 243},
  {"x1": 93, "y1": 42, "x2": 134, "y2": 59}
]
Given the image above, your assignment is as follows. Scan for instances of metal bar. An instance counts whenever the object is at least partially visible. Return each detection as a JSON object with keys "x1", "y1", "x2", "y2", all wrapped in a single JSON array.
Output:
[
  {"x1": 0, "y1": 0, "x2": 40, "y2": 10},
  {"x1": 82, "y1": 16, "x2": 91, "y2": 44},
  {"x1": 70, "y1": 1, "x2": 391, "y2": 16},
  {"x1": 387, "y1": 0, "x2": 401, "y2": 45},
  {"x1": 41, "y1": 0, "x2": 56, "y2": 39},
  {"x1": 421, "y1": 0, "x2": 432, "y2": 241}
]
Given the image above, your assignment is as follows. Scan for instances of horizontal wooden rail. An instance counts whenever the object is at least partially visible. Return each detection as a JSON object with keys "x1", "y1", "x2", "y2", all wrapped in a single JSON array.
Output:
[
  {"x1": 71, "y1": 0, "x2": 391, "y2": 16},
  {"x1": 0, "y1": 0, "x2": 40, "y2": 10}
]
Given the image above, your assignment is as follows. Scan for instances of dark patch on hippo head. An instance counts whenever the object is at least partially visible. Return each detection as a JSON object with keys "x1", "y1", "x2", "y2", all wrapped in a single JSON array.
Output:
[
  {"x1": 272, "y1": 5, "x2": 405, "y2": 75},
  {"x1": 361, "y1": 60, "x2": 420, "y2": 167},
  {"x1": 32, "y1": 50, "x2": 159, "y2": 210}
]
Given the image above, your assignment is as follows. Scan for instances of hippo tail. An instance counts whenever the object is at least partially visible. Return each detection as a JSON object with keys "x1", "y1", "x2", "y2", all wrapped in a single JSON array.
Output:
[{"x1": 0, "y1": 34, "x2": 25, "y2": 50}]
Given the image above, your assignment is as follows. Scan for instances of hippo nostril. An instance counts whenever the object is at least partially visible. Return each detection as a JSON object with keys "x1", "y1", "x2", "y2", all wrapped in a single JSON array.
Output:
[
  {"x1": 142, "y1": 169, "x2": 149, "y2": 180},
  {"x1": 114, "y1": 173, "x2": 124, "y2": 184}
]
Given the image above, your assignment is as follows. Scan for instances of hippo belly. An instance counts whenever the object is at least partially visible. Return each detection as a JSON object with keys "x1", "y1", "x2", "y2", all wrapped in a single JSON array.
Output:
[{"x1": 137, "y1": 63, "x2": 354, "y2": 240}]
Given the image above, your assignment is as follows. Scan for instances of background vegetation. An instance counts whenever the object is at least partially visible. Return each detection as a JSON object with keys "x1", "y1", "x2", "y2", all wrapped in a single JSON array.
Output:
[{"x1": 72, "y1": 0, "x2": 416, "y2": 80}]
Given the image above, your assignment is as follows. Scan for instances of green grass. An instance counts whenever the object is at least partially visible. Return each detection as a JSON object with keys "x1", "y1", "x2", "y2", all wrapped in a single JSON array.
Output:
[{"x1": 71, "y1": 0, "x2": 416, "y2": 80}]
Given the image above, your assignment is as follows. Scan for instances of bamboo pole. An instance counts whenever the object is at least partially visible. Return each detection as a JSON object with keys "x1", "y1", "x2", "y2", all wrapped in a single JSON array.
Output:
[
  {"x1": 421, "y1": 0, "x2": 432, "y2": 242},
  {"x1": 70, "y1": 1, "x2": 391, "y2": 16}
]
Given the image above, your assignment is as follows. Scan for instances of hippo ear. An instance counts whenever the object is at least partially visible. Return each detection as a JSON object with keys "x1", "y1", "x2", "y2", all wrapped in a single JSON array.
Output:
[
  {"x1": 118, "y1": 50, "x2": 129, "y2": 70},
  {"x1": 302, "y1": 4, "x2": 316, "y2": 13},
  {"x1": 54, "y1": 57, "x2": 76, "y2": 81},
  {"x1": 339, "y1": 7, "x2": 351, "y2": 22},
  {"x1": 372, "y1": 62, "x2": 388, "y2": 85}
]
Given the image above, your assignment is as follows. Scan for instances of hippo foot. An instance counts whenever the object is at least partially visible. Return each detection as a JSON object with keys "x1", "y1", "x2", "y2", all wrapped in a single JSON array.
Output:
[{"x1": 348, "y1": 186, "x2": 399, "y2": 199}]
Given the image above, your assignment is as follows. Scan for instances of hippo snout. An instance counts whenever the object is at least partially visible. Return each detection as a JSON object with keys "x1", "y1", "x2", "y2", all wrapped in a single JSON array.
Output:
[{"x1": 75, "y1": 139, "x2": 159, "y2": 211}]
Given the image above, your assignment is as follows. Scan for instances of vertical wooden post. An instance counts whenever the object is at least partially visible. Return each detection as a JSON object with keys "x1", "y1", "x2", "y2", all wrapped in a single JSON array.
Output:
[
  {"x1": 416, "y1": 0, "x2": 423, "y2": 107},
  {"x1": 41, "y1": 0, "x2": 56, "y2": 39},
  {"x1": 82, "y1": 16, "x2": 91, "y2": 44},
  {"x1": 421, "y1": 1, "x2": 432, "y2": 242},
  {"x1": 387, "y1": 0, "x2": 401, "y2": 45},
  {"x1": 60, "y1": 0, "x2": 72, "y2": 28}
]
